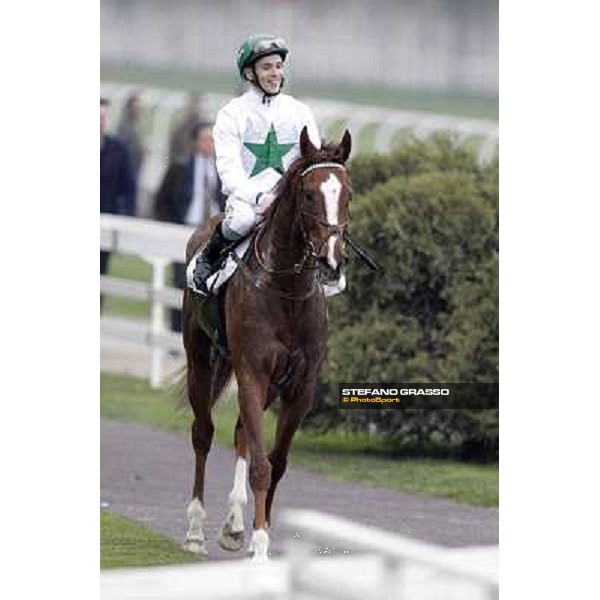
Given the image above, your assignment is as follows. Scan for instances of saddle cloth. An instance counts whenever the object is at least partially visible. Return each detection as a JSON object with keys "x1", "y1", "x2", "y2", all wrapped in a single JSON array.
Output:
[{"x1": 186, "y1": 238, "x2": 252, "y2": 295}]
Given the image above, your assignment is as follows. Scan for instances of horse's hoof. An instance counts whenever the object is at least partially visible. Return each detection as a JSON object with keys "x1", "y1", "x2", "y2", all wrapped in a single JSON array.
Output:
[
  {"x1": 246, "y1": 528, "x2": 269, "y2": 563},
  {"x1": 219, "y1": 523, "x2": 245, "y2": 552},
  {"x1": 182, "y1": 539, "x2": 208, "y2": 556}
]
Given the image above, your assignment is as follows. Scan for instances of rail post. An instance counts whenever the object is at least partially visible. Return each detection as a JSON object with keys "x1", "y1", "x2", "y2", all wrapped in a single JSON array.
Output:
[{"x1": 149, "y1": 257, "x2": 168, "y2": 388}]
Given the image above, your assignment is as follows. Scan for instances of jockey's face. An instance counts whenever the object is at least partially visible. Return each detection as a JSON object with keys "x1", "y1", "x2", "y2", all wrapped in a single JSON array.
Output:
[{"x1": 252, "y1": 54, "x2": 284, "y2": 94}]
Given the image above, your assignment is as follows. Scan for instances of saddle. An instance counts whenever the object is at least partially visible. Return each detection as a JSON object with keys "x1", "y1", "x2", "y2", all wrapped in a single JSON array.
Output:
[{"x1": 187, "y1": 236, "x2": 252, "y2": 359}]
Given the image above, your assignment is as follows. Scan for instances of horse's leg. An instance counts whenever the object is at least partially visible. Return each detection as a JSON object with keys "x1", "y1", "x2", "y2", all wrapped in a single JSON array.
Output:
[
  {"x1": 235, "y1": 374, "x2": 273, "y2": 563},
  {"x1": 182, "y1": 346, "x2": 213, "y2": 555},
  {"x1": 218, "y1": 415, "x2": 248, "y2": 551},
  {"x1": 265, "y1": 385, "x2": 314, "y2": 527},
  {"x1": 182, "y1": 295, "x2": 231, "y2": 555}
]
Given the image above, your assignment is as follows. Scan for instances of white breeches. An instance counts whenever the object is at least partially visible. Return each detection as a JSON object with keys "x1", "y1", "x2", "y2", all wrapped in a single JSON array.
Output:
[{"x1": 222, "y1": 196, "x2": 258, "y2": 240}]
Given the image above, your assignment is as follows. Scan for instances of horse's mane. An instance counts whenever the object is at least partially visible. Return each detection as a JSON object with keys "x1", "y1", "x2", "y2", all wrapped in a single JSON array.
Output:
[{"x1": 264, "y1": 142, "x2": 345, "y2": 223}]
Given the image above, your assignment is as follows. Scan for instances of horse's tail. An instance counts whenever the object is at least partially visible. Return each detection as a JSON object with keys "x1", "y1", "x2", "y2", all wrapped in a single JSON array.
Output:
[
  {"x1": 173, "y1": 363, "x2": 189, "y2": 410},
  {"x1": 209, "y1": 351, "x2": 234, "y2": 407},
  {"x1": 177, "y1": 345, "x2": 233, "y2": 412},
  {"x1": 180, "y1": 288, "x2": 234, "y2": 412}
]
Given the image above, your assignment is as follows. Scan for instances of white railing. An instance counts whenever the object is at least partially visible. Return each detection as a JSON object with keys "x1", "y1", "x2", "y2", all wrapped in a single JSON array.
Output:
[
  {"x1": 100, "y1": 82, "x2": 498, "y2": 217},
  {"x1": 283, "y1": 509, "x2": 499, "y2": 600},
  {"x1": 100, "y1": 510, "x2": 499, "y2": 600},
  {"x1": 100, "y1": 214, "x2": 194, "y2": 388}
]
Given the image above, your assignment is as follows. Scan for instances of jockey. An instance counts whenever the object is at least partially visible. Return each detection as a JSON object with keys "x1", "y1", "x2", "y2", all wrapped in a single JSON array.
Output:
[{"x1": 190, "y1": 34, "x2": 321, "y2": 295}]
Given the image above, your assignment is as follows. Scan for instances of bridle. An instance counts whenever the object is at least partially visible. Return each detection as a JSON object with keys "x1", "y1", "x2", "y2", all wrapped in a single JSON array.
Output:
[
  {"x1": 300, "y1": 162, "x2": 349, "y2": 237},
  {"x1": 253, "y1": 162, "x2": 349, "y2": 277}
]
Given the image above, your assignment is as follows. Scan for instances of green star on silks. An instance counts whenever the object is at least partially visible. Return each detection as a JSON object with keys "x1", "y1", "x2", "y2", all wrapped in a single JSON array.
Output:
[{"x1": 244, "y1": 124, "x2": 295, "y2": 176}]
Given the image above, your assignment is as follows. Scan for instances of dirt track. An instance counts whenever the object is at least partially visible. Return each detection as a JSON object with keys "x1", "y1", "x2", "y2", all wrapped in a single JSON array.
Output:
[{"x1": 101, "y1": 419, "x2": 498, "y2": 560}]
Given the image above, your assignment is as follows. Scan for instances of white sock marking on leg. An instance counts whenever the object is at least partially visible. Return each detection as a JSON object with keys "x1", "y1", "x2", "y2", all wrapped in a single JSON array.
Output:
[
  {"x1": 229, "y1": 457, "x2": 248, "y2": 505},
  {"x1": 186, "y1": 498, "x2": 206, "y2": 541},
  {"x1": 249, "y1": 528, "x2": 270, "y2": 563},
  {"x1": 227, "y1": 457, "x2": 247, "y2": 533}
]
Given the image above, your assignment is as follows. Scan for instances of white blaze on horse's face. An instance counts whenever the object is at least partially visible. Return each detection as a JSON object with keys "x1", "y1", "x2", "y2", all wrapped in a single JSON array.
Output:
[{"x1": 319, "y1": 173, "x2": 342, "y2": 270}]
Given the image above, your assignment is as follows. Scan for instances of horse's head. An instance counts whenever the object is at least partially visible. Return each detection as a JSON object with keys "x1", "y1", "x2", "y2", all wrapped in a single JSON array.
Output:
[{"x1": 297, "y1": 126, "x2": 353, "y2": 285}]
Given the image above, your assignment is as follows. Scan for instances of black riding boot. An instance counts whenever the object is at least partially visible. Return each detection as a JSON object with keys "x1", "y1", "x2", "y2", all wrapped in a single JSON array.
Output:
[{"x1": 192, "y1": 224, "x2": 230, "y2": 296}]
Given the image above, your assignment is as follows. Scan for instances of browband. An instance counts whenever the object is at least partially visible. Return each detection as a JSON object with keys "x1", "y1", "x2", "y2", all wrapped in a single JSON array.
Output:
[{"x1": 300, "y1": 162, "x2": 346, "y2": 177}]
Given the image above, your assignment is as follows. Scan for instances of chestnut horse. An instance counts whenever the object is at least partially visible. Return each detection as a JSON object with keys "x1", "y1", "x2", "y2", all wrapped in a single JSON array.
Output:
[{"x1": 181, "y1": 127, "x2": 352, "y2": 562}]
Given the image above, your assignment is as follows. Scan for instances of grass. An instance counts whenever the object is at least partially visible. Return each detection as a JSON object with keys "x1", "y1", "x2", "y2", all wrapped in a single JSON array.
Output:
[
  {"x1": 101, "y1": 511, "x2": 196, "y2": 569},
  {"x1": 101, "y1": 63, "x2": 498, "y2": 120},
  {"x1": 108, "y1": 253, "x2": 152, "y2": 281},
  {"x1": 101, "y1": 373, "x2": 498, "y2": 507}
]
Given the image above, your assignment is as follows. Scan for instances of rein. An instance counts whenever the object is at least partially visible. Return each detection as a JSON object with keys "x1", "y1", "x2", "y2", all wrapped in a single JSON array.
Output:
[
  {"x1": 253, "y1": 162, "x2": 348, "y2": 276},
  {"x1": 299, "y1": 162, "x2": 349, "y2": 249},
  {"x1": 252, "y1": 224, "x2": 318, "y2": 276},
  {"x1": 232, "y1": 251, "x2": 319, "y2": 301},
  {"x1": 242, "y1": 161, "x2": 347, "y2": 300},
  {"x1": 298, "y1": 163, "x2": 380, "y2": 272}
]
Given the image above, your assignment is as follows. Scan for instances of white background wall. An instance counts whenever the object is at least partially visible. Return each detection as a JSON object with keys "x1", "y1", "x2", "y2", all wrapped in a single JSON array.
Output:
[{"x1": 101, "y1": 0, "x2": 498, "y2": 94}]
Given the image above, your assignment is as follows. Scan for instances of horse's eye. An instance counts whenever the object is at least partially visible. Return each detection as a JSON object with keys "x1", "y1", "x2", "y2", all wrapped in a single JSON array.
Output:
[{"x1": 305, "y1": 191, "x2": 315, "y2": 201}]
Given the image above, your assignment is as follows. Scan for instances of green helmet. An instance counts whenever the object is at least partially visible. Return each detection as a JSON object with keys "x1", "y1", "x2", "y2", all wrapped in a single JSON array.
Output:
[{"x1": 236, "y1": 34, "x2": 289, "y2": 78}]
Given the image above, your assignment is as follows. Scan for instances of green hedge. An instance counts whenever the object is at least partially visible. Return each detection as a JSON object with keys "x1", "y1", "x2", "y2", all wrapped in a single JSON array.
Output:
[
  {"x1": 348, "y1": 134, "x2": 482, "y2": 194},
  {"x1": 306, "y1": 135, "x2": 499, "y2": 460}
]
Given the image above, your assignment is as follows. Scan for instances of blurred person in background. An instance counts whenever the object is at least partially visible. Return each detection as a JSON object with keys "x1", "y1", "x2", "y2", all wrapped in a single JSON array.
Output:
[
  {"x1": 169, "y1": 93, "x2": 204, "y2": 166},
  {"x1": 100, "y1": 97, "x2": 136, "y2": 308},
  {"x1": 117, "y1": 91, "x2": 145, "y2": 184},
  {"x1": 190, "y1": 34, "x2": 320, "y2": 296},
  {"x1": 154, "y1": 122, "x2": 225, "y2": 332}
]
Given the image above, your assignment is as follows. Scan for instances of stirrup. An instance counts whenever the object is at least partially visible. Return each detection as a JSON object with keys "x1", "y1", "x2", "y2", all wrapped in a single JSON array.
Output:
[
  {"x1": 190, "y1": 281, "x2": 210, "y2": 297},
  {"x1": 190, "y1": 255, "x2": 212, "y2": 297},
  {"x1": 187, "y1": 225, "x2": 236, "y2": 297}
]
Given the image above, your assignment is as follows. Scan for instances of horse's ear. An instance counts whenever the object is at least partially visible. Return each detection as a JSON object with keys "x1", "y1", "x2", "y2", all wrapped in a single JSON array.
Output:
[
  {"x1": 300, "y1": 126, "x2": 318, "y2": 159},
  {"x1": 337, "y1": 129, "x2": 352, "y2": 163}
]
